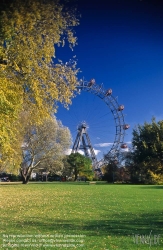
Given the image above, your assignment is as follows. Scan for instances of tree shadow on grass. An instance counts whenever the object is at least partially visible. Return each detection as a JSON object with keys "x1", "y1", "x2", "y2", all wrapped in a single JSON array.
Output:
[
  {"x1": 139, "y1": 185, "x2": 163, "y2": 189},
  {"x1": 0, "y1": 182, "x2": 90, "y2": 186},
  {"x1": 9, "y1": 211, "x2": 163, "y2": 237}
]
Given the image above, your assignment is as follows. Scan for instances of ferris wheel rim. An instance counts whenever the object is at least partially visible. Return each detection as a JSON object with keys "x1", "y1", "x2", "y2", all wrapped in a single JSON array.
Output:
[{"x1": 75, "y1": 79, "x2": 127, "y2": 167}]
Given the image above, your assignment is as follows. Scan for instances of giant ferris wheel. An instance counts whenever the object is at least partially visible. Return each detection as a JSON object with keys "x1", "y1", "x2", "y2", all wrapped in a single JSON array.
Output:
[{"x1": 71, "y1": 78, "x2": 130, "y2": 176}]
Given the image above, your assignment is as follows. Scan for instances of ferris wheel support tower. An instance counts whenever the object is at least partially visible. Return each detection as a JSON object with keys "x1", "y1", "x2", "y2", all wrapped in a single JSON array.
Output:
[{"x1": 72, "y1": 122, "x2": 100, "y2": 172}]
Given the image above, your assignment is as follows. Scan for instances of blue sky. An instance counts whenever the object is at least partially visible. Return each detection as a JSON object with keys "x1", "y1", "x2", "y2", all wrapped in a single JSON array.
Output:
[{"x1": 56, "y1": 0, "x2": 163, "y2": 160}]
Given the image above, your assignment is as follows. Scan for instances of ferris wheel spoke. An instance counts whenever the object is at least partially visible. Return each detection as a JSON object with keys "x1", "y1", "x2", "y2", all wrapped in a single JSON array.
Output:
[
  {"x1": 84, "y1": 94, "x2": 97, "y2": 121},
  {"x1": 88, "y1": 118, "x2": 114, "y2": 127}
]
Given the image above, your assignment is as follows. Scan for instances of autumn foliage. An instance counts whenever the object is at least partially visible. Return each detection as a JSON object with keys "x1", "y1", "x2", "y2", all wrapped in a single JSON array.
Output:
[{"x1": 0, "y1": 0, "x2": 79, "y2": 169}]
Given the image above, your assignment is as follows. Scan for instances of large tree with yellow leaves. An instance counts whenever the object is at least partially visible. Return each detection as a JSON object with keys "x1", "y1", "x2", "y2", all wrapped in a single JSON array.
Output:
[{"x1": 0, "y1": 0, "x2": 79, "y2": 168}]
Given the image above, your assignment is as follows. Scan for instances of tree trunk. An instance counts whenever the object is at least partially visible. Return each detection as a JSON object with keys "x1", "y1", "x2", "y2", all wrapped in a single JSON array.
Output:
[
  {"x1": 20, "y1": 160, "x2": 41, "y2": 184},
  {"x1": 22, "y1": 175, "x2": 30, "y2": 184},
  {"x1": 20, "y1": 167, "x2": 33, "y2": 184},
  {"x1": 74, "y1": 168, "x2": 78, "y2": 181}
]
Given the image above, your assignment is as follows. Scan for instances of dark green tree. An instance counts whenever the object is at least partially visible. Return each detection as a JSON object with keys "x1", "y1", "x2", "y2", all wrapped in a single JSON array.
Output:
[
  {"x1": 103, "y1": 161, "x2": 118, "y2": 183},
  {"x1": 123, "y1": 151, "x2": 141, "y2": 183},
  {"x1": 67, "y1": 153, "x2": 93, "y2": 181},
  {"x1": 131, "y1": 118, "x2": 163, "y2": 183}
]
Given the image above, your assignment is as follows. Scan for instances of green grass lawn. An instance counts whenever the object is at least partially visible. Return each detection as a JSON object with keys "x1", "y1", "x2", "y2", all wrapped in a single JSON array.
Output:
[{"x1": 0, "y1": 182, "x2": 163, "y2": 250}]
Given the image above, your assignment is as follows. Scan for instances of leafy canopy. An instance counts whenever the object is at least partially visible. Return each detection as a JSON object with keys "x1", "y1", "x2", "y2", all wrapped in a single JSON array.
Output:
[
  {"x1": 0, "y1": 0, "x2": 79, "y2": 157},
  {"x1": 21, "y1": 116, "x2": 71, "y2": 183},
  {"x1": 67, "y1": 152, "x2": 93, "y2": 180},
  {"x1": 132, "y1": 118, "x2": 163, "y2": 183}
]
